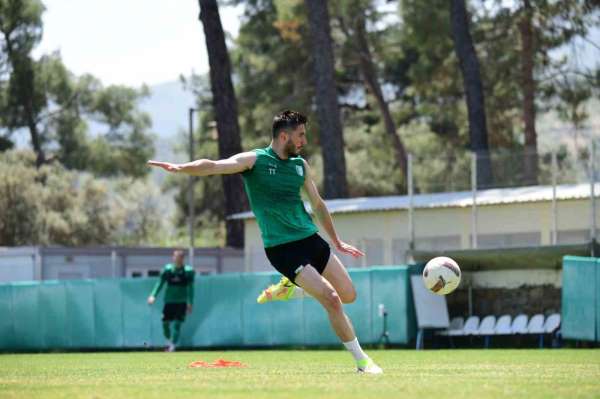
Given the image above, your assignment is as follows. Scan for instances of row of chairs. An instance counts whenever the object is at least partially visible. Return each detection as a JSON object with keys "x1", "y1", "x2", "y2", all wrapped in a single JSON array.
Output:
[{"x1": 438, "y1": 313, "x2": 561, "y2": 348}]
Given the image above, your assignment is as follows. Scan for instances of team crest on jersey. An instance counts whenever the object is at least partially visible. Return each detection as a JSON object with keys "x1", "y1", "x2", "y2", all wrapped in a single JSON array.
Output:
[{"x1": 296, "y1": 165, "x2": 304, "y2": 176}]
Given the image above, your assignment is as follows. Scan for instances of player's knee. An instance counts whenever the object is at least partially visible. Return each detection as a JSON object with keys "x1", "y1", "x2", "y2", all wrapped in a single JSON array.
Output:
[
  {"x1": 340, "y1": 287, "x2": 356, "y2": 304},
  {"x1": 322, "y1": 289, "x2": 343, "y2": 313}
]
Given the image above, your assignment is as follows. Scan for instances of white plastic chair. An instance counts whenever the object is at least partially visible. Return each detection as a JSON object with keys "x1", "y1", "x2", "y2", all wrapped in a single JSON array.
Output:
[
  {"x1": 544, "y1": 313, "x2": 561, "y2": 348},
  {"x1": 544, "y1": 313, "x2": 561, "y2": 334},
  {"x1": 462, "y1": 315, "x2": 480, "y2": 336},
  {"x1": 476, "y1": 315, "x2": 497, "y2": 335},
  {"x1": 527, "y1": 314, "x2": 545, "y2": 334},
  {"x1": 511, "y1": 314, "x2": 529, "y2": 334},
  {"x1": 476, "y1": 315, "x2": 497, "y2": 348},
  {"x1": 494, "y1": 314, "x2": 512, "y2": 335},
  {"x1": 439, "y1": 316, "x2": 464, "y2": 336},
  {"x1": 526, "y1": 314, "x2": 545, "y2": 348}
]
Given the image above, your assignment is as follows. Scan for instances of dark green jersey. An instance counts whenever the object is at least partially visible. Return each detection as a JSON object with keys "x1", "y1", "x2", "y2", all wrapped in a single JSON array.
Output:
[
  {"x1": 242, "y1": 146, "x2": 318, "y2": 248},
  {"x1": 150, "y1": 264, "x2": 195, "y2": 304}
]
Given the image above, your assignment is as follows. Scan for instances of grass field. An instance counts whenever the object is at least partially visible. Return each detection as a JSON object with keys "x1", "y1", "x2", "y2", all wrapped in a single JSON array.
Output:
[{"x1": 1, "y1": 349, "x2": 599, "y2": 399}]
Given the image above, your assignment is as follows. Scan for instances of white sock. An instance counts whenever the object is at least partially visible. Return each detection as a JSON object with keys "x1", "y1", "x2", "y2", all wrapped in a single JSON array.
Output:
[{"x1": 343, "y1": 337, "x2": 368, "y2": 362}]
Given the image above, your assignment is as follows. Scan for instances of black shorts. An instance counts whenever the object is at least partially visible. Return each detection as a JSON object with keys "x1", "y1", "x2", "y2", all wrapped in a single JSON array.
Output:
[
  {"x1": 162, "y1": 303, "x2": 187, "y2": 322},
  {"x1": 265, "y1": 234, "x2": 331, "y2": 284}
]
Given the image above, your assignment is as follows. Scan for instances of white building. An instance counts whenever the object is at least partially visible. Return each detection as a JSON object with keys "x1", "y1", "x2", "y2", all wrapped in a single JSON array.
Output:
[{"x1": 231, "y1": 183, "x2": 598, "y2": 274}]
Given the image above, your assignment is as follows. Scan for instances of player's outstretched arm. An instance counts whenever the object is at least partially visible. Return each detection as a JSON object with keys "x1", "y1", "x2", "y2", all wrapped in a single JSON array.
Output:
[
  {"x1": 301, "y1": 160, "x2": 365, "y2": 258},
  {"x1": 147, "y1": 151, "x2": 257, "y2": 176}
]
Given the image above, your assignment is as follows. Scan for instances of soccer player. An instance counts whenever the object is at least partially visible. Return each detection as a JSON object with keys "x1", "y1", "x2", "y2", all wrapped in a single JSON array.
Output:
[
  {"x1": 148, "y1": 110, "x2": 382, "y2": 373},
  {"x1": 147, "y1": 249, "x2": 195, "y2": 352}
]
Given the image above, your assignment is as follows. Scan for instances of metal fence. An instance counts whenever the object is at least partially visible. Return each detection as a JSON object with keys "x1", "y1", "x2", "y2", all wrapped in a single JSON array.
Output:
[{"x1": 406, "y1": 141, "x2": 598, "y2": 252}]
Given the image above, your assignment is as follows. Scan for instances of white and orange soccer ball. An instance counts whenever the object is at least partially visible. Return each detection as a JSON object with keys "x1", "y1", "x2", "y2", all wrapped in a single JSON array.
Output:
[{"x1": 422, "y1": 256, "x2": 461, "y2": 295}]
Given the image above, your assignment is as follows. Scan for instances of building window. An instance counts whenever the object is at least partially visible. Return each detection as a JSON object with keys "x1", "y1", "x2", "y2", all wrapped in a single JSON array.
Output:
[
  {"x1": 476, "y1": 232, "x2": 541, "y2": 249},
  {"x1": 148, "y1": 270, "x2": 160, "y2": 277},
  {"x1": 392, "y1": 239, "x2": 410, "y2": 264},
  {"x1": 557, "y1": 229, "x2": 590, "y2": 245},
  {"x1": 131, "y1": 271, "x2": 143, "y2": 278},
  {"x1": 415, "y1": 235, "x2": 461, "y2": 251},
  {"x1": 364, "y1": 239, "x2": 384, "y2": 267}
]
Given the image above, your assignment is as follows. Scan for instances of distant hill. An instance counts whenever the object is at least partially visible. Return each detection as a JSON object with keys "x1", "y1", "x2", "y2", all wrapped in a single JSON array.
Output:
[{"x1": 141, "y1": 80, "x2": 196, "y2": 140}]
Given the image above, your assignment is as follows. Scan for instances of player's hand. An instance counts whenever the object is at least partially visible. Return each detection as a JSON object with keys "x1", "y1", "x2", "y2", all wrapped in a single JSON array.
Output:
[
  {"x1": 334, "y1": 240, "x2": 365, "y2": 258},
  {"x1": 187, "y1": 304, "x2": 193, "y2": 314},
  {"x1": 147, "y1": 160, "x2": 182, "y2": 173},
  {"x1": 147, "y1": 295, "x2": 155, "y2": 305}
]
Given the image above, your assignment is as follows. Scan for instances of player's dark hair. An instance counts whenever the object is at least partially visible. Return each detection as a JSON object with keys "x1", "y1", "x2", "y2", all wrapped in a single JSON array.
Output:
[{"x1": 272, "y1": 110, "x2": 307, "y2": 138}]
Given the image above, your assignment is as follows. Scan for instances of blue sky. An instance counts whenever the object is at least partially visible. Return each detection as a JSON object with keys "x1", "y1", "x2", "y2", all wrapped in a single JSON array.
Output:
[{"x1": 34, "y1": 0, "x2": 243, "y2": 87}]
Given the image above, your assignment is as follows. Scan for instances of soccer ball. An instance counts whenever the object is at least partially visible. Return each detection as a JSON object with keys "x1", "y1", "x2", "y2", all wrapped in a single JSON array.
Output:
[{"x1": 422, "y1": 256, "x2": 461, "y2": 295}]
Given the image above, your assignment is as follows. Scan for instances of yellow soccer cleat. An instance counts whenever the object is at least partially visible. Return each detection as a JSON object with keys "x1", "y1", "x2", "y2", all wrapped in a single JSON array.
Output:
[{"x1": 256, "y1": 276, "x2": 295, "y2": 304}]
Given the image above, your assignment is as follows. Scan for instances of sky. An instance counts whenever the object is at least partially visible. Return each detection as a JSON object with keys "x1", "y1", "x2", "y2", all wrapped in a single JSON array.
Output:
[
  {"x1": 32, "y1": 1, "x2": 598, "y2": 90},
  {"x1": 34, "y1": 0, "x2": 243, "y2": 87}
]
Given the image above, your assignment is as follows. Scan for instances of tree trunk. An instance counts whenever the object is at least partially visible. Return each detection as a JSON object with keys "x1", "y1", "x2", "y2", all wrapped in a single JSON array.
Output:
[
  {"x1": 3, "y1": 34, "x2": 45, "y2": 167},
  {"x1": 198, "y1": 0, "x2": 248, "y2": 248},
  {"x1": 449, "y1": 0, "x2": 494, "y2": 188},
  {"x1": 519, "y1": 0, "x2": 539, "y2": 185},
  {"x1": 304, "y1": 0, "x2": 349, "y2": 199},
  {"x1": 353, "y1": 12, "x2": 408, "y2": 177}
]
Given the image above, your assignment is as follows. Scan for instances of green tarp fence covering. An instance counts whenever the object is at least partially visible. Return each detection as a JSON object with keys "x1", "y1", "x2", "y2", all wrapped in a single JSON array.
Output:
[
  {"x1": 0, "y1": 266, "x2": 417, "y2": 351},
  {"x1": 562, "y1": 256, "x2": 599, "y2": 342}
]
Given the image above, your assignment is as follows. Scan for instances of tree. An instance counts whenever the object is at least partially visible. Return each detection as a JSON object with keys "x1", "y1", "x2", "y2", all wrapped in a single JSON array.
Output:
[
  {"x1": 335, "y1": 0, "x2": 408, "y2": 178},
  {"x1": 554, "y1": 76, "x2": 592, "y2": 152},
  {"x1": 479, "y1": 0, "x2": 599, "y2": 183},
  {"x1": 0, "y1": 1, "x2": 155, "y2": 176},
  {"x1": 0, "y1": 150, "x2": 164, "y2": 246},
  {"x1": 304, "y1": 0, "x2": 349, "y2": 198},
  {"x1": 518, "y1": 0, "x2": 538, "y2": 184},
  {"x1": 0, "y1": 0, "x2": 46, "y2": 166},
  {"x1": 449, "y1": 0, "x2": 493, "y2": 187},
  {"x1": 198, "y1": 0, "x2": 248, "y2": 248}
]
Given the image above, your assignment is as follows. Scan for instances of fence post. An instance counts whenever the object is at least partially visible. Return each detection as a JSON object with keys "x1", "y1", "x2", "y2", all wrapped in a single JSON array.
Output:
[
  {"x1": 590, "y1": 141, "x2": 597, "y2": 256},
  {"x1": 471, "y1": 152, "x2": 478, "y2": 249},
  {"x1": 551, "y1": 150, "x2": 557, "y2": 245},
  {"x1": 408, "y1": 153, "x2": 414, "y2": 251}
]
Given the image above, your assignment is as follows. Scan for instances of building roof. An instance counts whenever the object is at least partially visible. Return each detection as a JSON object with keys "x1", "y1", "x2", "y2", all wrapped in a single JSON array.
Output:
[{"x1": 229, "y1": 182, "x2": 599, "y2": 220}]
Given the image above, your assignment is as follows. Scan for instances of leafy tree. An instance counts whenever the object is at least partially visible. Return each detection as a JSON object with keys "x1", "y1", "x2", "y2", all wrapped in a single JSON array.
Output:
[
  {"x1": 304, "y1": 0, "x2": 349, "y2": 198},
  {"x1": 334, "y1": 0, "x2": 409, "y2": 179},
  {"x1": 450, "y1": 0, "x2": 493, "y2": 187},
  {"x1": 198, "y1": 0, "x2": 248, "y2": 248},
  {"x1": 0, "y1": 150, "x2": 164, "y2": 246},
  {"x1": 0, "y1": 0, "x2": 155, "y2": 177}
]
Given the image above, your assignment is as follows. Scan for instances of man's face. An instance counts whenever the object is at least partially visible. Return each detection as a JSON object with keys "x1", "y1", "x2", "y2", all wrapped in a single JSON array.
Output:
[
  {"x1": 283, "y1": 124, "x2": 307, "y2": 157},
  {"x1": 173, "y1": 252, "x2": 184, "y2": 267}
]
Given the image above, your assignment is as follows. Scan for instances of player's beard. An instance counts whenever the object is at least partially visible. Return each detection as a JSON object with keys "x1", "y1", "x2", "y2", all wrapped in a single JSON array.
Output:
[{"x1": 284, "y1": 138, "x2": 299, "y2": 157}]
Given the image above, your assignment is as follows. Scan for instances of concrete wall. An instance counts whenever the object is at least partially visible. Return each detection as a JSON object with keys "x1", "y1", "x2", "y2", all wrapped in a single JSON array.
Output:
[
  {"x1": 0, "y1": 247, "x2": 244, "y2": 283},
  {"x1": 0, "y1": 247, "x2": 39, "y2": 283}
]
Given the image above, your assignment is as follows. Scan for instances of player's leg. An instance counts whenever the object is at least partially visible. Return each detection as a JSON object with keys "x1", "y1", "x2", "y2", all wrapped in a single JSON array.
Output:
[
  {"x1": 169, "y1": 303, "x2": 187, "y2": 351},
  {"x1": 162, "y1": 304, "x2": 172, "y2": 342},
  {"x1": 321, "y1": 253, "x2": 356, "y2": 304},
  {"x1": 295, "y1": 264, "x2": 353, "y2": 340},
  {"x1": 172, "y1": 320, "x2": 182, "y2": 346},
  {"x1": 295, "y1": 265, "x2": 382, "y2": 374},
  {"x1": 162, "y1": 321, "x2": 172, "y2": 342},
  {"x1": 162, "y1": 304, "x2": 176, "y2": 352}
]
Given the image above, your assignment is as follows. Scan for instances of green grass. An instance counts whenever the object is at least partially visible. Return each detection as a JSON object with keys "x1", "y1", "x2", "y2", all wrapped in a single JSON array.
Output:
[{"x1": 1, "y1": 350, "x2": 599, "y2": 399}]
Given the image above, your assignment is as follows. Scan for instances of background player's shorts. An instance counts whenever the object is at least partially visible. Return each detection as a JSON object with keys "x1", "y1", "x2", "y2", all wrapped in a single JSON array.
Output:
[
  {"x1": 265, "y1": 233, "x2": 331, "y2": 284},
  {"x1": 162, "y1": 303, "x2": 187, "y2": 322}
]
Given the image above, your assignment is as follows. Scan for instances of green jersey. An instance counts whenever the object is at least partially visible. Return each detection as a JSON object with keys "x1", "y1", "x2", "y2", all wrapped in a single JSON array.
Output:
[
  {"x1": 150, "y1": 264, "x2": 195, "y2": 304},
  {"x1": 242, "y1": 146, "x2": 318, "y2": 248}
]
